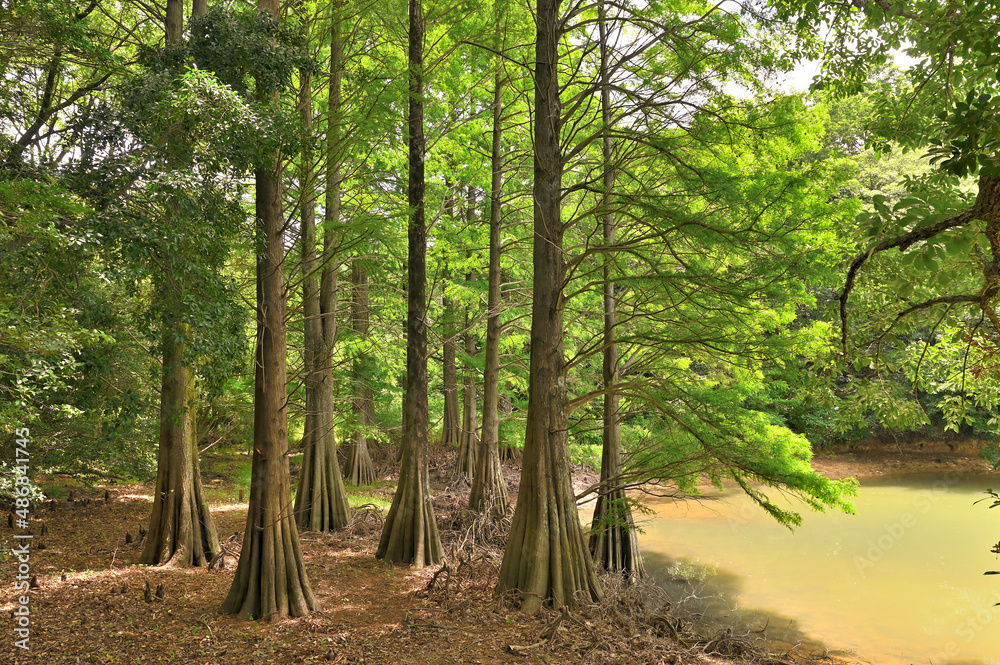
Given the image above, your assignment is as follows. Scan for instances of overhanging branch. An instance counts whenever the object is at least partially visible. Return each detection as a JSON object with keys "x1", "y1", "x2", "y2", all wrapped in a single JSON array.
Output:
[{"x1": 840, "y1": 207, "x2": 976, "y2": 356}]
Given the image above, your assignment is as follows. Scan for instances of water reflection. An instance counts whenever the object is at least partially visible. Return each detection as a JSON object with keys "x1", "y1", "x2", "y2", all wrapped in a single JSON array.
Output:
[
  {"x1": 642, "y1": 549, "x2": 839, "y2": 661},
  {"x1": 639, "y1": 474, "x2": 1000, "y2": 665}
]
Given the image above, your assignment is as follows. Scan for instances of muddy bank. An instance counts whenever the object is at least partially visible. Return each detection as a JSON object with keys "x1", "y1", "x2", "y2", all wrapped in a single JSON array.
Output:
[{"x1": 812, "y1": 442, "x2": 997, "y2": 481}]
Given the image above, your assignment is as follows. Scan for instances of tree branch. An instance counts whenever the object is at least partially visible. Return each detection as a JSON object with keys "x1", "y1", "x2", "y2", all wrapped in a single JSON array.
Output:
[{"x1": 840, "y1": 207, "x2": 976, "y2": 356}]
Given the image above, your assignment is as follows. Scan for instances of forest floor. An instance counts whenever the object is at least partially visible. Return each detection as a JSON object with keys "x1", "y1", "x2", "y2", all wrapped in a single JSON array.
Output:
[{"x1": 0, "y1": 445, "x2": 939, "y2": 665}]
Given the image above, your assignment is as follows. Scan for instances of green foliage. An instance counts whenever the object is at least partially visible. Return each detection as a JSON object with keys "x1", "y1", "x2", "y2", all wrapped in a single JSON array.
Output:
[
  {"x1": 0, "y1": 0, "x2": 906, "y2": 530},
  {"x1": 765, "y1": 0, "x2": 1000, "y2": 452},
  {"x1": 71, "y1": 30, "x2": 262, "y2": 403},
  {"x1": 0, "y1": 463, "x2": 46, "y2": 509},
  {"x1": 188, "y1": 7, "x2": 311, "y2": 98},
  {"x1": 0, "y1": 173, "x2": 159, "y2": 478},
  {"x1": 568, "y1": 442, "x2": 601, "y2": 473},
  {"x1": 118, "y1": 65, "x2": 284, "y2": 176}
]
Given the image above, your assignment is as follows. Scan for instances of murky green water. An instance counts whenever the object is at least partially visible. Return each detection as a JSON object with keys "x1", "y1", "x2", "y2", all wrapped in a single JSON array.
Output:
[{"x1": 640, "y1": 472, "x2": 1000, "y2": 664}]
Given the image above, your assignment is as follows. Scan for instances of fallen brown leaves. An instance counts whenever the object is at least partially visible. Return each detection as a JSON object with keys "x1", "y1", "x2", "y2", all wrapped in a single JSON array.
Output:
[{"x1": 0, "y1": 457, "x2": 843, "y2": 665}]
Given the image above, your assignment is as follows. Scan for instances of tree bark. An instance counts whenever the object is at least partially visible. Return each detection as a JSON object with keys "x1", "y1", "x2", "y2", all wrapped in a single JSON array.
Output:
[
  {"x1": 222, "y1": 158, "x2": 318, "y2": 620},
  {"x1": 588, "y1": 1, "x2": 644, "y2": 580},
  {"x1": 293, "y1": 57, "x2": 350, "y2": 532},
  {"x1": 165, "y1": 0, "x2": 182, "y2": 47},
  {"x1": 347, "y1": 260, "x2": 377, "y2": 484},
  {"x1": 496, "y1": 0, "x2": 601, "y2": 612},
  {"x1": 470, "y1": 60, "x2": 509, "y2": 515},
  {"x1": 441, "y1": 294, "x2": 461, "y2": 449},
  {"x1": 453, "y1": 299, "x2": 479, "y2": 482},
  {"x1": 141, "y1": 0, "x2": 220, "y2": 569},
  {"x1": 454, "y1": 191, "x2": 480, "y2": 483},
  {"x1": 222, "y1": 0, "x2": 318, "y2": 621},
  {"x1": 375, "y1": 0, "x2": 442, "y2": 567},
  {"x1": 140, "y1": 322, "x2": 221, "y2": 567}
]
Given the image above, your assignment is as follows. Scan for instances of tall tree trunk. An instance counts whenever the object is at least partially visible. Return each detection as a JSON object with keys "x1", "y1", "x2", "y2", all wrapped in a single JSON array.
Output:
[
  {"x1": 441, "y1": 294, "x2": 461, "y2": 449},
  {"x1": 470, "y1": 58, "x2": 510, "y2": 515},
  {"x1": 588, "y1": 2, "x2": 644, "y2": 579},
  {"x1": 376, "y1": 0, "x2": 443, "y2": 567},
  {"x1": 141, "y1": 0, "x2": 220, "y2": 568},
  {"x1": 453, "y1": 299, "x2": 478, "y2": 482},
  {"x1": 440, "y1": 182, "x2": 461, "y2": 452},
  {"x1": 496, "y1": 0, "x2": 601, "y2": 612},
  {"x1": 222, "y1": 0, "x2": 318, "y2": 621},
  {"x1": 338, "y1": 0, "x2": 375, "y2": 485},
  {"x1": 454, "y1": 191, "x2": 479, "y2": 482},
  {"x1": 347, "y1": 260, "x2": 377, "y2": 484},
  {"x1": 164, "y1": 0, "x2": 182, "y2": 46},
  {"x1": 293, "y1": 14, "x2": 350, "y2": 531}
]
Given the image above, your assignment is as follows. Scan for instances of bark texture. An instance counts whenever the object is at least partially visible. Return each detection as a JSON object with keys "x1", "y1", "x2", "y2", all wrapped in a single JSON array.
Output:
[
  {"x1": 140, "y1": 323, "x2": 220, "y2": 567},
  {"x1": 347, "y1": 260, "x2": 377, "y2": 485},
  {"x1": 470, "y1": 59, "x2": 510, "y2": 515},
  {"x1": 588, "y1": 3, "x2": 644, "y2": 579},
  {"x1": 222, "y1": 160, "x2": 318, "y2": 620},
  {"x1": 441, "y1": 295, "x2": 461, "y2": 450},
  {"x1": 375, "y1": 0, "x2": 443, "y2": 567},
  {"x1": 294, "y1": 62, "x2": 350, "y2": 532},
  {"x1": 496, "y1": 0, "x2": 601, "y2": 612},
  {"x1": 164, "y1": 0, "x2": 182, "y2": 46},
  {"x1": 453, "y1": 289, "x2": 479, "y2": 482},
  {"x1": 222, "y1": 0, "x2": 318, "y2": 621}
]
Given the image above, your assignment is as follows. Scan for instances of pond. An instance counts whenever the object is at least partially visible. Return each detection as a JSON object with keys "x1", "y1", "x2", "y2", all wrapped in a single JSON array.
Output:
[{"x1": 639, "y1": 472, "x2": 1000, "y2": 664}]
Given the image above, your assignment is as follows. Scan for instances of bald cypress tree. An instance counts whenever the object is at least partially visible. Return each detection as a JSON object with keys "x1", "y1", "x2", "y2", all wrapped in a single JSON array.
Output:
[
  {"x1": 587, "y1": 1, "x2": 644, "y2": 580},
  {"x1": 496, "y1": 0, "x2": 602, "y2": 612},
  {"x1": 294, "y1": 3, "x2": 351, "y2": 533},
  {"x1": 222, "y1": 0, "x2": 318, "y2": 620},
  {"x1": 346, "y1": 260, "x2": 377, "y2": 485},
  {"x1": 140, "y1": 0, "x2": 220, "y2": 569},
  {"x1": 470, "y1": 38, "x2": 510, "y2": 515},
  {"x1": 454, "y1": 193, "x2": 480, "y2": 483},
  {"x1": 375, "y1": 0, "x2": 443, "y2": 567}
]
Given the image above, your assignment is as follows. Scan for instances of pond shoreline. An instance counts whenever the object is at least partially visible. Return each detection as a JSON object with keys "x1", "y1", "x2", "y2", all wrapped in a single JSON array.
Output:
[
  {"x1": 810, "y1": 447, "x2": 997, "y2": 481},
  {"x1": 640, "y1": 448, "x2": 1000, "y2": 665}
]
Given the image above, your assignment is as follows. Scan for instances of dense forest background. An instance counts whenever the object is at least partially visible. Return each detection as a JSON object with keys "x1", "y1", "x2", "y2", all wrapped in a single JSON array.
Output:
[{"x1": 5, "y1": 0, "x2": 1000, "y2": 619}]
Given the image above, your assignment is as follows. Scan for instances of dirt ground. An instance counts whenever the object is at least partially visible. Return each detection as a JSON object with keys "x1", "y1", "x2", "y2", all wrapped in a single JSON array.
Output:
[
  {"x1": 0, "y1": 458, "x2": 741, "y2": 665},
  {"x1": 0, "y1": 447, "x2": 943, "y2": 665}
]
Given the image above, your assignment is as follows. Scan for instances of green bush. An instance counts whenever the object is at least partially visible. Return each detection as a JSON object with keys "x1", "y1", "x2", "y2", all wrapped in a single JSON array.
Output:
[{"x1": 0, "y1": 462, "x2": 47, "y2": 509}]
